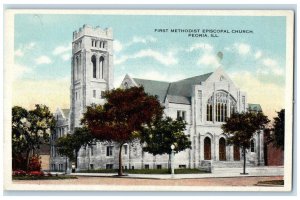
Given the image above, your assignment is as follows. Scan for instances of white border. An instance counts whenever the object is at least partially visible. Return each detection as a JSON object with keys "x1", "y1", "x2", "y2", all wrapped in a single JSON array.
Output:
[{"x1": 3, "y1": 9, "x2": 295, "y2": 192}]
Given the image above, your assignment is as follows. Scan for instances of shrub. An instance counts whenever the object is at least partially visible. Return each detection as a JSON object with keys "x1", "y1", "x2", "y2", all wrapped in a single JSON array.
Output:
[
  {"x1": 28, "y1": 171, "x2": 44, "y2": 176},
  {"x1": 28, "y1": 155, "x2": 42, "y2": 171},
  {"x1": 12, "y1": 170, "x2": 26, "y2": 176}
]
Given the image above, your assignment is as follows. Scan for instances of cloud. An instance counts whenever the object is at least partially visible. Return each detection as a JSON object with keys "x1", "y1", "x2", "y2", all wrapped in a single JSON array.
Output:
[
  {"x1": 12, "y1": 77, "x2": 71, "y2": 113},
  {"x1": 114, "y1": 40, "x2": 123, "y2": 53},
  {"x1": 254, "y1": 50, "x2": 262, "y2": 59},
  {"x1": 130, "y1": 36, "x2": 157, "y2": 44},
  {"x1": 230, "y1": 71, "x2": 284, "y2": 120},
  {"x1": 197, "y1": 53, "x2": 220, "y2": 69},
  {"x1": 257, "y1": 57, "x2": 284, "y2": 76},
  {"x1": 115, "y1": 49, "x2": 178, "y2": 66},
  {"x1": 61, "y1": 54, "x2": 71, "y2": 61},
  {"x1": 234, "y1": 43, "x2": 251, "y2": 55},
  {"x1": 52, "y1": 44, "x2": 72, "y2": 61},
  {"x1": 14, "y1": 42, "x2": 36, "y2": 57},
  {"x1": 13, "y1": 63, "x2": 32, "y2": 80},
  {"x1": 188, "y1": 43, "x2": 213, "y2": 52},
  {"x1": 35, "y1": 55, "x2": 52, "y2": 65},
  {"x1": 114, "y1": 36, "x2": 157, "y2": 54},
  {"x1": 53, "y1": 44, "x2": 71, "y2": 55}
]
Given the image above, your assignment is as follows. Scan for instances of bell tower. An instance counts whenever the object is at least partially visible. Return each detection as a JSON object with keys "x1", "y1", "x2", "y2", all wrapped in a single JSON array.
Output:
[{"x1": 70, "y1": 25, "x2": 114, "y2": 132}]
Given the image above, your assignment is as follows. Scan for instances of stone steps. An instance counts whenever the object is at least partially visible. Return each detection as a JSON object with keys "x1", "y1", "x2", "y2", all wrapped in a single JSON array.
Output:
[{"x1": 212, "y1": 161, "x2": 256, "y2": 168}]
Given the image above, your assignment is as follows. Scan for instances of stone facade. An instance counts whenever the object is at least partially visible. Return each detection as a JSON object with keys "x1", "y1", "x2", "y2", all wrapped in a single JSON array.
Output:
[{"x1": 50, "y1": 25, "x2": 265, "y2": 172}]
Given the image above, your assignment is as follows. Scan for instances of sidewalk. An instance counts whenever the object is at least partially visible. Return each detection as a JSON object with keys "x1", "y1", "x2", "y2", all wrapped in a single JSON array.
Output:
[{"x1": 71, "y1": 166, "x2": 284, "y2": 179}]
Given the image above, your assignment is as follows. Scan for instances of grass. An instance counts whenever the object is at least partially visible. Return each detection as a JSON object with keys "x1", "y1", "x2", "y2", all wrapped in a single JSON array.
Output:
[
  {"x1": 78, "y1": 168, "x2": 208, "y2": 174},
  {"x1": 257, "y1": 180, "x2": 284, "y2": 185},
  {"x1": 12, "y1": 175, "x2": 78, "y2": 180}
]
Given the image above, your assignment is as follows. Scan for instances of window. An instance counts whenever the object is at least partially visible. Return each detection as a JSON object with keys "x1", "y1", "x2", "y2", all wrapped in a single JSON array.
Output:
[
  {"x1": 93, "y1": 90, "x2": 96, "y2": 98},
  {"x1": 106, "y1": 146, "x2": 113, "y2": 156},
  {"x1": 179, "y1": 165, "x2": 186, "y2": 169},
  {"x1": 177, "y1": 110, "x2": 186, "y2": 121},
  {"x1": 215, "y1": 92, "x2": 228, "y2": 122},
  {"x1": 106, "y1": 164, "x2": 113, "y2": 169},
  {"x1": 206, "y1": 91, "x2": 237, "y2": 122},
  {"x1": 91, "y1": 55, "x2": 97, "y2": 78},
  {"x1": 144, "y1": 164, "x2": 149, "y2": 169},
  {"x1": 90, "y1": 164, "x2": 94, "y2": 170},
  {"x1": 131, "y1": 166, "x2": 134, "y2": 170},
  {"x1": 101, "y1": 91, "x2": 105, "y2": 99},
  {"x1": 156, "y1": 165, "x2": 162, "y2": 169},
  {"x1": 99, "y1": 56, "x2": 104, "y2": 79},
  {"x1": 206, "y1": 96, "x2": 213, "y2": 121},
  {"x1": 250, "y1": 139, "x2": 255, "y2": 152},
  {"x1": 90, "y1": 146, "x2": 94, "y2": 156},
  {"x1": 124, "y1": 145, "x2": 128, "y2": 155}
]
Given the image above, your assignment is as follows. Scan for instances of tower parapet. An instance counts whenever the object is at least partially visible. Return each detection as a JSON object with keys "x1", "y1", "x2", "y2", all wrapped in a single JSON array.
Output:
[{"x1": 73, "y1": 24, "x2": 113, "y2": 41}]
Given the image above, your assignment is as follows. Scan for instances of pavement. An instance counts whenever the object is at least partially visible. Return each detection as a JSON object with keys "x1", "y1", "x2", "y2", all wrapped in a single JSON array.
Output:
[{"x1": 70, "y1": 166, "x2": 284, "y2": 179}]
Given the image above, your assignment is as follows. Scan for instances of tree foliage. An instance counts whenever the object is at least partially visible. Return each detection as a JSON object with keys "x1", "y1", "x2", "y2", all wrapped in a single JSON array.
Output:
[
  {"x1": 273, "y1": 109, "x2": 285, "y2": 150},
  {"x1": 12, "y1": 105, "x2": 55, "y2": 169},
  {"x1": 82, "y1": 86, "x2": 163, "y2": 175},
  {"x1": 221, "y1": 111, "x2": 269, "y2": 174},
  {"x1": 141, "y1": 117, "x2": 191, "y2": 156},
  {"x1": 56, "y1": 127, "x2": 95, "y2": 168}
]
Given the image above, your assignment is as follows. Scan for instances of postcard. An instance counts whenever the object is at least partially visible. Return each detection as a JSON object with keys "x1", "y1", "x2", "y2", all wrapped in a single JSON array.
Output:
[{"x1": 3, "y1": 9, "x2": 294, "y2": 192}]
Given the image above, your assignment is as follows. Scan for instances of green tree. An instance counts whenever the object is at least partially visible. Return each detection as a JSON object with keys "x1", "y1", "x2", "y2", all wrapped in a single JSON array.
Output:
[
  {"x1": 82, "y1": 86, "x2": 163, "y2": 176},
  {"x1": 56, "y1": 127, "x2": 95, "y2": 169},
  {"x1": 273, "y1": 109, "x2": 285, "y2": 150},
  {"x1": 12, "y1": 105, "x2": 55, "y2": 170},
  {"x1": 221, "y1": 111, "x2": 269, "y2": 174},
  {"x1": 141, "y1": 117, "x2": 191, "y2": 169}
]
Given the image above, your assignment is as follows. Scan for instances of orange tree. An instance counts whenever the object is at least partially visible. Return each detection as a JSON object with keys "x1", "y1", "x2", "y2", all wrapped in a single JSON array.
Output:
[
  {"x1": 221, "y1": 111, "x2": 269, "y2": 174},
  {"x1": 81, "y1": 86, "x2": 163, "y2": 176}
]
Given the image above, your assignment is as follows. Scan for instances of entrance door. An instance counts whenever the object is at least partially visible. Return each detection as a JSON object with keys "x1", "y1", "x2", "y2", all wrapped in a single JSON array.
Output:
[
  {"x1": 219, "y1": 138, "x2": 226, "y2": 161},
  {"x1": 204, "y1": 137, "x2": 211, "y2": 160},
  {"x1": 234, "y1": 145, "x2": 240, "y2": 161}
]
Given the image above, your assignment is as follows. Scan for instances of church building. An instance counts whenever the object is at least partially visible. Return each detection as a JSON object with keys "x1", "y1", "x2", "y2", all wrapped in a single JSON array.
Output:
[{"x1": 50, "y1": 25, "x2": 265, "y2": 172}]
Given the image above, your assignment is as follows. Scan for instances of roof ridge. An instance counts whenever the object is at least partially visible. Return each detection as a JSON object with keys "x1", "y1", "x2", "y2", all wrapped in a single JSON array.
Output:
[
  {"x1": 173, "y1": 72, "x2": 213, "y2": 83},
  {"x1": 132, "y1": 78, "x2": 170, "y2": 84}
]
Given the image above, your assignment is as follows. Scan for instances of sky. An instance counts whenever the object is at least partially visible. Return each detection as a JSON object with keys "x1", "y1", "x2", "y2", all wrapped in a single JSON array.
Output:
[{"x1": 13, "y1": 14, "x2": 287, "y2": 119}]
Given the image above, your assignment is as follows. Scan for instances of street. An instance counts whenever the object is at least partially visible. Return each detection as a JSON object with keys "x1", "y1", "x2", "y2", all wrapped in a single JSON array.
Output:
[{"x1": 13, "y1": 176, "x2": 283, "y2": 187}]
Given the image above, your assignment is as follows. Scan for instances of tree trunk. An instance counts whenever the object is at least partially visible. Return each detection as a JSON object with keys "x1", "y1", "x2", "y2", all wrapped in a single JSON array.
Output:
[
  {"x1": 242, "y1": 147, "x2": 246, "y2": 174},
  {"x1": 168, "y1": 154, "x2": 171, "y2": 171},
  {"x1": 25, "y1": 149, "x2": 31, "y2": 171},
  {"x1": 118, "y1": 143, "x2": 124, "y2": 176},
  {"x1": 75, "y1": 151, "x2": 78, "y2": 170}
]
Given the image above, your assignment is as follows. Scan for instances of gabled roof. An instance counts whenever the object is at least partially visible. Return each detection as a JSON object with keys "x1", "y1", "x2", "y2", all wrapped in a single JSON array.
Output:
[
  {"x1": 248, "y1": 103, "x2": 262, "y2": 112},
  {"x1": 132, "y1": 72, "x2": 213, "y2": 105},
  {"x1": 168, "y1": 72, "x2": 213, "y2": 97},
  {"x1": 133, "y1": 78, "x2": 170, "y2": 103}
]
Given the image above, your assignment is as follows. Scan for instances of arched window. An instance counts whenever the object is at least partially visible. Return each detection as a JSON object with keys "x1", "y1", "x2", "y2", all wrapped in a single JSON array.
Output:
[
  {"x1": 206, "y1": 91, "x2": 237, "y2": 122},
  {"x1": 204, "y1": 137, "x2": 211, "y2": 160},
  {"x1": 219, "y1": 137, "x2": 226, "y2": 161},
  {"x1": 215, "y1": 91, "x2": 228, "y2": 122},
  {"x1": 91, "y1": 55, "x2": 97, "y2": 78},
  {"x1": 250, "y1": 139, "x2": 255, "y2": 152},
  {"x1": 99, "y1": 56, "x2": 104, "y2": 79},
  {"x1": 206, "y1": 96, "x2": 213, "y2": 121},
  {"x1": 75, "y1": 56, "x2": 79, "y2": 80}
]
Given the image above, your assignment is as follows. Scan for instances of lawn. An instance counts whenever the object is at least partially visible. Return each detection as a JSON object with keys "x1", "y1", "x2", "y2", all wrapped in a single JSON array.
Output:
[
  {"x1": 78, "y1": 168, "x2": 208, "y2": 174},
  {"x1": 12, "y1": 175, "x2": 78, "y2": 180},
  {"x1": 257, "y1": 180, "x2": 284, "y2": 185}
]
